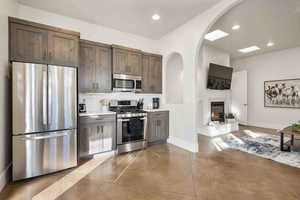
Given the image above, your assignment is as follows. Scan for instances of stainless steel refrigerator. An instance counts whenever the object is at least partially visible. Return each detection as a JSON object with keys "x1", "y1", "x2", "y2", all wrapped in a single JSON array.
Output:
[{"x1": 12, "y1": 62, "x2": 78, "y2": 181}]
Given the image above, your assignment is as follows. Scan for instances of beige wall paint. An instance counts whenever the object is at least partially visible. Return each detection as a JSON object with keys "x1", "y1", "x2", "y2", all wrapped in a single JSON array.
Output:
[{"x1": 0, "y1": 0, "x2": 17, "y2": 191}]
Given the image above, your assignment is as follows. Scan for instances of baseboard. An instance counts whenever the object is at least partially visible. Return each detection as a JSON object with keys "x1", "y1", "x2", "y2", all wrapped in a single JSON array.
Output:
[
  {"x1": 247, "y1": 121, "x2": 288, "y2": 130},
  {"x1": 167, "y1": 137, "x2": 198, "y2": 153},
  {"x1": 0, "y1": 164, "x2": 11, "y2": 192}
]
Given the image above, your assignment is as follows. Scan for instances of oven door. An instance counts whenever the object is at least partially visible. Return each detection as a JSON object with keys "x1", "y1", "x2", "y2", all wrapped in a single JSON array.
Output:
[{"x1": 117, "y1": 117, "x2": 147, "y2": 145}]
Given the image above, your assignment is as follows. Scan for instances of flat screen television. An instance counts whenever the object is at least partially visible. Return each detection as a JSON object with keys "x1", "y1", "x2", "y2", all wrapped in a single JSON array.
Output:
[{"x1": 207, "y1": 63, "x2": 233, "y2": 90}]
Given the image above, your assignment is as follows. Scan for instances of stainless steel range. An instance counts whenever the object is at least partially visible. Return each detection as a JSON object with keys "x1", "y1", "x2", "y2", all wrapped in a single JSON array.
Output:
[{"x1": 109, "y1": 100, "x2": 147, "y2": 154}]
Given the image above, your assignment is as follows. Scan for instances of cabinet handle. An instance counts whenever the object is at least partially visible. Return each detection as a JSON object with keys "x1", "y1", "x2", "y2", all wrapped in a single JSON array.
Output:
[
  {"x1": 43, "y1": 51, "x2": 47, "y2": 60},
  {"x1": 101, "y1": 125, "x2": 104, "y2": 133},
  {"x1": 49, "y1": 52, "x2": 53, "y2": 60},
  {"x1": 97, "y1": 126, "x2": 100, "y2": 134},
  {"x1": 96, "y1": 83, "x2": 99, "y2": 89}
]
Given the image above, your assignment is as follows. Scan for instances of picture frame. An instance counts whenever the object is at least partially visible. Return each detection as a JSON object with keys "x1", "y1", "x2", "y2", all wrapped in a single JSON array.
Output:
[{"x1": 264, "y1": 79, "x2": 300, "y2": 108}]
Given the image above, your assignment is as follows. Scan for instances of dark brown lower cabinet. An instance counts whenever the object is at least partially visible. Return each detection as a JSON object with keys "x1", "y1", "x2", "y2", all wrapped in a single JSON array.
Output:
[
  {"x1": 79, "y1": 115, "x2": 116, "y2": 158},
  {"x1": 79, "y1": 40, "x2": 112, "y2": 93},
  {"x1": 148, "y1": 111, "x2": 169, "y2": 143}
]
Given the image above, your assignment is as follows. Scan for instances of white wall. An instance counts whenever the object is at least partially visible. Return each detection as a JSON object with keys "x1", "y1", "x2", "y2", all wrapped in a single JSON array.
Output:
[
  {"x1": 159, "y1": 0, "x2": 242, "y2": 152},
  {"x1": 197, "y1": 45, "x2": 231, "y2": 127},
  {"x1": 232, "y1": 47, "x2": 300, "y2": 129},
  {"x1": 17, "y1": 4, "x2": 160, "y2": 54},
  {"x1": 0, "y1": 0, "x2": 17, "y2": 192},
  {"x1": 166, "y1": 53, "x2": 184, "y2": 104},
  {"x1": 79, "y1": 93, "x2": 162, "y2": 112}
]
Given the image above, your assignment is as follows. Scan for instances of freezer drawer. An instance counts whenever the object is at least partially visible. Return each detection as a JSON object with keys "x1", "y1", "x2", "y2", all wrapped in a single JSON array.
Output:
[{"x1": 13, "y1": 129, "x2": 77, "y2": 181}]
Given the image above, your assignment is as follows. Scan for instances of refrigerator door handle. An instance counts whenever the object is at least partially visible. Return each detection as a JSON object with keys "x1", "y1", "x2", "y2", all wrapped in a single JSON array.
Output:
[
  {"x1": 20, "y1": 132, "x2": 69, "y2": 140},
  {"x1": 48, "y1": 69, "x2": 52, "y2": 127},
  {"x1": 43, "y1": 70, "x2": 48, "y2": 126}
]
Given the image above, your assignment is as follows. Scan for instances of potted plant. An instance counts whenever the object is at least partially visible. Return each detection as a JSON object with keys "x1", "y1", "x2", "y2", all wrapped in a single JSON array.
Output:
[
  {"x1": 292, "y1": 123, "x2": 300, "y2": 132},
  {"x1": 225, "y1": 113, "x2": 236, "y2": 123}
]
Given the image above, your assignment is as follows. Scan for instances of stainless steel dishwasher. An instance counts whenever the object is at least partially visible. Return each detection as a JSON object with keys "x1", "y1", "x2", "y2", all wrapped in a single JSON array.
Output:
[{"x1": 79, "y1": 114, "x2": 116, "y2": 158}]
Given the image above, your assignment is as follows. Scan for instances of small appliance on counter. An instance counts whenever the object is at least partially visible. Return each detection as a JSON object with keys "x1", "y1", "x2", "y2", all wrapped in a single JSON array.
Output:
[
  {"x1": 79, "y1": 99, "x2": 87, "y2": 113},
  {"x1": 152, "y1": 98, "x2": 160, "y2": 109},
  {"x1": 137, "y1": 98, "x2": 144, "y2": 110}
]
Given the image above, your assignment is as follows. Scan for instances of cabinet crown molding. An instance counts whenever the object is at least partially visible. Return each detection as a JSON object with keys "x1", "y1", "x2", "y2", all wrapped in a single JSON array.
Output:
[{"x1": 9, "y1": 17, "x2": 80, "y2": 37}]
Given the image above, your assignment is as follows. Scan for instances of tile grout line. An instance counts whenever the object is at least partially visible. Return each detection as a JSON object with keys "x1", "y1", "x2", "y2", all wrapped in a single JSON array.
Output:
[{"x1": 113, "y1": 151, "x2": 141, "y2": 183}]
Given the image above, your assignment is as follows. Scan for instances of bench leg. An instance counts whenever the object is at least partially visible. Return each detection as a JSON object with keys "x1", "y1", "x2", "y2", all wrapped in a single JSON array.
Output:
[{"x1": 280, "y1": 132, "x2": 284, "y2": 151}]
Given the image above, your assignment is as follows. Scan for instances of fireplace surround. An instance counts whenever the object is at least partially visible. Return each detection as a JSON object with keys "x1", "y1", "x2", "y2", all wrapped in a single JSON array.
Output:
[{"x1": 211, "y1": 101, "x2": 225, "y2": 122}]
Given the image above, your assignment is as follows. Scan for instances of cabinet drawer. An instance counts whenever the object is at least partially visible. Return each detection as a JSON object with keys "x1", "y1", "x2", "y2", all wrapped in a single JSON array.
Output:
[
  {"x1": 148, "y1": 111, "x2": 169, "y2": 119},
  {"x1": 80, "y1": 115, "x2": 116, "y2": 124}
]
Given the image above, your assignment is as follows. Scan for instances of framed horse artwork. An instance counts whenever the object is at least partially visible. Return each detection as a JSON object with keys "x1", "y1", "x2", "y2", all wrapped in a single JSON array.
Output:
[{"x1": 264, "y1": 79, "x2": 300, "y2": 108}]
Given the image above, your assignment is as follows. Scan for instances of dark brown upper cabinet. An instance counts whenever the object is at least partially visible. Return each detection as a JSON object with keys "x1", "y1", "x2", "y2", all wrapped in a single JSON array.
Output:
[
  {"x1": 10, "y1": 23, "x2": 48, "y2": 64},
  {"x1": 9, "y1": 17, "x2": 80, "y2": 67},
  {"x1": 79, "y1": 40, "x2": 112, "y2": 93},
  {"x1": 112, "y1": 45, "x2": 142, "y2": 76},
  {"x1": 48, "y1": 31, "x2": 79, "y2": 67},
  {"x1": 142, "y1": 53, "x2": 162, "y2": 94}
]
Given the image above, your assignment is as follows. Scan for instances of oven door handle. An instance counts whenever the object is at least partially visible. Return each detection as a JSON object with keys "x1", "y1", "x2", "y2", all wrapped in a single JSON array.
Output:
[{"x1": 118, "y1": 117, "x2": 147, "y2": 122}]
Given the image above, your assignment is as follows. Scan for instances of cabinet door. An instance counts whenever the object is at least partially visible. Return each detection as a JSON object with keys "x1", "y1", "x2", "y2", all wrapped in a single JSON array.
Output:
[
  {"x1": 95, "y1": 46, "x2": 112, "y2": 92},
  {"x1": 79, "y1": 123, "x2": 100, "y2": 158},
  {"x1": 156, "y1": 117, "x2": 169, "y2": 140},
  {"x1": 10, "y1": 23, "x2": 48, "y2": 63},
  {"x1": 142, "y1": 55, "x2": 151, "y2": 92},
  {"x1": 79, "y1": 43, "x2": 96, "y2": 92},
  {"x1": 148, "y1": 119, "x2": 157, "y2": 143},
  {"x1": 148, "y1": 112, "x2": 169, "y2": 142},
  {"x1": 48, "y1": 31, "x2": 79, "y2": 67},
  {"x1": 150, "y1": 56, "x2": 162, "y2": 93},
  {"x1": 101, "y1": 120, "x2": 116, "y2": 152},
  {"x1": 127, "y1": 52, "x2": 142, "y2": 76},
  {"x1": 113, "y1": 48, "x2": 128, "y2": 74},
  {"x1": 142, "y1": 55, "x2": 162, "y2": 93}
]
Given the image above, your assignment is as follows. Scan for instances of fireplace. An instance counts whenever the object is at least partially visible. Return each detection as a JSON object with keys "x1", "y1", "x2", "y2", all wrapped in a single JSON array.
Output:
[{"x1": 211, "y1": 101, "x2": 225, "y2": 122}]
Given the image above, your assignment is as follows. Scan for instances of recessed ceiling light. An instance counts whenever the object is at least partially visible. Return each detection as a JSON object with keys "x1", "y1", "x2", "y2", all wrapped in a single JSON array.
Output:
[
  {"x1": 267, "y1": 42, "x2": 274, "y2": 47},
  {"x1": 152, "y1": 14, "x2": 160, "y2": 21},
  {"x1": 238, "y1": 46, "x2": 261, "y2": 53},
  {"x1": 232, "y1": 25, "x2": 240, "y2": 30},
  {"x1": 204, "y1": 30, "x2": 229, "y2": 41}
]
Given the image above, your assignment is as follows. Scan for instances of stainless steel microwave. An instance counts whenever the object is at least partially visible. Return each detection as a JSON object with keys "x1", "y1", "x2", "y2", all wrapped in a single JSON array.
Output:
[{"x1": 113, "y1": 74, "x2": 142, "y2": 92}]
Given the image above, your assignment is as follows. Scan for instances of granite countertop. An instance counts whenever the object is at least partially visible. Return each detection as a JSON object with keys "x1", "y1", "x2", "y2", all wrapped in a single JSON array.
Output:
[
  {"x1": 144, "y1": 108, "x2": 169, "y2": 112},
  {"x1": 79, "y1": 111, "x2": 116, "y2": 117}
]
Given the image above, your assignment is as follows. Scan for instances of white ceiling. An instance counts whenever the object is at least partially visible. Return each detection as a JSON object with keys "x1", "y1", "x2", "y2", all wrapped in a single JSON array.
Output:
[
  {"x1": 17, "y1": 0, "x2": 222, "y2": 39},
  {"x1": 204, "y1": 0, "x2": 300, "y2": 59}
]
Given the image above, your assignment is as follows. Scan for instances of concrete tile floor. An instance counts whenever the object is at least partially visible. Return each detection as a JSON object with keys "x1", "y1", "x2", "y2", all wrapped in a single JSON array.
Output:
[{"x1": 1, "y1": 126, "x2": 300, "y2": 200}]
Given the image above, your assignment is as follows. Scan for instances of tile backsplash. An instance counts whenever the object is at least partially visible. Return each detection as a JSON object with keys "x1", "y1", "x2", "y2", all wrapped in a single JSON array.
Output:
[{"x1": 79, "y1": 93, "x2": 162, "y2": 112}]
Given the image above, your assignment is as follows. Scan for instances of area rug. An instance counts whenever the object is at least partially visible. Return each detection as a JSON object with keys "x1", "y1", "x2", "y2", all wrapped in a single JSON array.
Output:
[{"x1": 220, "y1": 132, "x2": 300, "y2": 168}]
